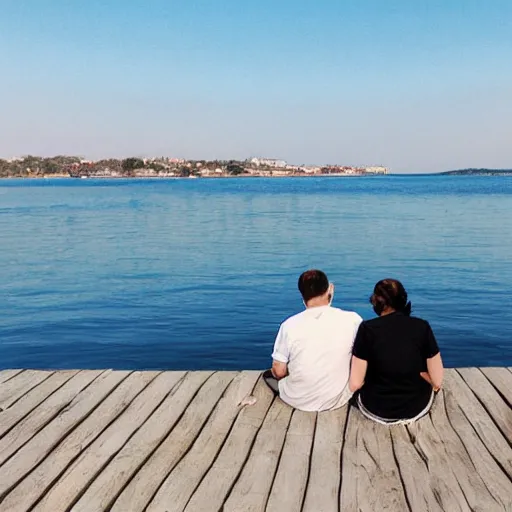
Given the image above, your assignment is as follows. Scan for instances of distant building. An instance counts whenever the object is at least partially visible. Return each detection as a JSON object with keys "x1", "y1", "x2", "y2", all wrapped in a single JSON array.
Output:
[
  {"x1": 302, "y1": 167, "x2": 321, "y2": 174},
  {"x1": 250, "y1": 157, "x2": 287, "y2": 168},
  {"x1": 364, "y1": 166, "x2": 388, "y2": 174}
]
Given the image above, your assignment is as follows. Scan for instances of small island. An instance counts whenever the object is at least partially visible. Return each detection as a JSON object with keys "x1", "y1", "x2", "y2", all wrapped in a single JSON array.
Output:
[
  {"x1": 0, "y1": 156, "x2": 388, "y2": 179},
  {"x1": 440, "y1": 168, "x2": 512, "y2": 176}
]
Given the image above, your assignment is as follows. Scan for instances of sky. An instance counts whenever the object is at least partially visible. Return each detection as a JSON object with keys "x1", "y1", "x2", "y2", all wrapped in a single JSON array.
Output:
[{"x1": 0, "y1": 0, "x2": 511, "y2": 173}]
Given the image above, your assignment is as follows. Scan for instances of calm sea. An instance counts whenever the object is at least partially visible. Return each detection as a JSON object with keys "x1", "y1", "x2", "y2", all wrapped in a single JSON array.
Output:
[{"x1": 1, "y1": 176, "x2": 511, "y2": 370}]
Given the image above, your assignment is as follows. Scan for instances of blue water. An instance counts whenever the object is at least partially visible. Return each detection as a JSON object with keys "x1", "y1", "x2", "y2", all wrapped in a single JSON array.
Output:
[{"x1": 1, "y1": 176, "x2": 511, "y2": 370}]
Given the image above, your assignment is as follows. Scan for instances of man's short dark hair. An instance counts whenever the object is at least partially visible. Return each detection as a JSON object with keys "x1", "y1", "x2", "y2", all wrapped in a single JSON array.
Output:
[{"x1": 298, "y1": 269, "x2": 329, "y2": 302}]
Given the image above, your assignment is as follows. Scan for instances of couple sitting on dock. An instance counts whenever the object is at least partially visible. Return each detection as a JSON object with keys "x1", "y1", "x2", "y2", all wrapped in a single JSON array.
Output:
[{"x1": 263, "y1": 270, "x2": 444, "y2": 425}]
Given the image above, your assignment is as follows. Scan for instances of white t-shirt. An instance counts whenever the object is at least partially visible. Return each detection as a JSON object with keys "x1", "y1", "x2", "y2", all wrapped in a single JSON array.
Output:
[{"x1": 272, "y1": 305, "x2": 362, "y2": 412}]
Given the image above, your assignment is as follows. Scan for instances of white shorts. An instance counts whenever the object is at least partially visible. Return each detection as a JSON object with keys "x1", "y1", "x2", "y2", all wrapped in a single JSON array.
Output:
[
  {"x1": 322, "y1": 383, "x2": 353, "y2": 411},
  {"x1": 357, "y1": 391, "x2": 435, "y2": 425}
]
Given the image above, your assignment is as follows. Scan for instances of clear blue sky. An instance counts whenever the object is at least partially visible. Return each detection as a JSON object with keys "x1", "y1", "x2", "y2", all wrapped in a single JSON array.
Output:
[{"x1": 1, "y1": 0, "x2": 511, "y2": 172}]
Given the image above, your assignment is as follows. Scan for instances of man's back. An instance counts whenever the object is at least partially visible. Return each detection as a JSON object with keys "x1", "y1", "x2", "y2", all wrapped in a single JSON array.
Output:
[{"x1": 272, "y1": 305, "x2": 362, "y2": 411}]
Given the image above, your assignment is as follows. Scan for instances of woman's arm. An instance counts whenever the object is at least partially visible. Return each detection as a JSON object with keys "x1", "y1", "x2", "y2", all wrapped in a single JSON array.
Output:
[
  {"x1": 421, "y1": 322, "x2": 443, "y2": 391},
  {"x1": 349, "y1": 355, "x2": 368, "y2": 393},
  {"x1": 420, "y1": 371, "x2": 433, "y2": 386},
  {"x1": 425, "y1": 353, "x2": 444, "y2": 391}
]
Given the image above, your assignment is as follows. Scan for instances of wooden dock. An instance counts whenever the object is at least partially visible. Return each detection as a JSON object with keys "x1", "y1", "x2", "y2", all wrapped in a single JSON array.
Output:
[{"x1": 0, "y1": 368, "x2": 510, "y2": 512}]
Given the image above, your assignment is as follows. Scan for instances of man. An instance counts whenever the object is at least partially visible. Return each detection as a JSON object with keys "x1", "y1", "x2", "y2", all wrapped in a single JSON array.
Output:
[{"x1": 263, "y1": 269, "x2": 362, "y2": 411}]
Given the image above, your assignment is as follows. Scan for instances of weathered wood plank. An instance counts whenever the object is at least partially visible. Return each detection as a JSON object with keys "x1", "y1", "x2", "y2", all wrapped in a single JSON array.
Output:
[
  {"x1": 0, "y1": 370, "x2": 129, "y2": 501},
  {"x1": 443, "y1": 384, "x2": 512, "y2": 511},
  {"x1": 480, "y1": 367, "x2": 512, "y2": 406},
  {"x1": 444, "y1": 371, "x2": 512, "y2": 477},
  {"x1": 265, "y1": 410, "x2": 316, "y2": 512},
  {"x1": 145, "y1": 371, "x2": 260, "y2": 512},
  {"x1": 429, "y1": 388, "x2": 502, "y2": 511},
  {"x1": 0, "y1": 370, "x2": 78, "y2": 438},
  {"x1": 110, "y1": 371, "x2": 229, "y2": 512},
  {"x1": 70, "y1": 371, "x2": 202, "y2": 512},
  {"x1": 340, "y1": 409, "x2": 409, "y2": 512},
  {"x1": 213, "y1": 398, "x2": 293, "y2": 512},
  {"x1": 408, "y1": 409, "x2": 470, "y2": 511},
  {"x1": 0, "y1": 370, "x2": 24, "y2": 384},
  {"x1": 32, "y1": 371, "x2": 172, "y2": 512},
  {"x1": 302, "y1": 407, "x2": 348, "y2": 512},
  {"x1": 0, "y1": 368, "x2": 508, "y2": 512},
  {"x1": 0, "y1": 370, "x2": 103, "y2": 467},
  {"x1": 390, "y1": 426, "x2": 444, "y2": 512},
  {"x1": 339, "y1": 409, "x2": 361, "y2": 512},
  {"x1": 0, "y1": 370, "x2": 53, "y2": 411},
  {"x1": 0, "y1": 371, "x2": 150, "y2": 512},
  {"x1": 458, "y1": 367, "x2": 512, "y2": 442},
  {"x1": 182, "y1": 380, "x2": 275, "y2": 512}
]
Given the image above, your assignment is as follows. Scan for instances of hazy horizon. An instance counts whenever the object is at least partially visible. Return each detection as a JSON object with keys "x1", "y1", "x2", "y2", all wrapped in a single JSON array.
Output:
[{"x1": 1, "y1": 1, "x2": 511, "y2": 173}]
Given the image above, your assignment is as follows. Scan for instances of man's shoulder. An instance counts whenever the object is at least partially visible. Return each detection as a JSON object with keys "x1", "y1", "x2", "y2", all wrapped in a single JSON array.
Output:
[
  {"x1": 330, "y1": 307, "x2": 363, "y2": 324},
  {"x1": 280, "y1": 309, "x2": 309, "y2": 329},
  {"x1": 280, "y1": 307, "x2": 362, "y2": 330}
]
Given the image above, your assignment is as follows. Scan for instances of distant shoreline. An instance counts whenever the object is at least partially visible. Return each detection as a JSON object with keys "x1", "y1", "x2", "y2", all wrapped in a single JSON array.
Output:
[
  {"x1": 439, "y1": 168, "x2": 512, "y2": 176},
  {"x1": 0, "y1": 156, "x2": 388, "y2": 179},
  {"x1": 1, "y1": 169, "x2": 511, "y2": 179},
  {"x1": 0, "y1": 173, "x2": 383, "y2": 180}
]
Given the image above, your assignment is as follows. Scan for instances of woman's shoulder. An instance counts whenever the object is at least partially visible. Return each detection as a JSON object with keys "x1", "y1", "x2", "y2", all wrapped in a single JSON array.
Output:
[
  {"x1": 399, "y1": 315, "x2": 434, "y2": 337},
  {"x1": 409, "y1": 315, "x2": 433, "y2": 329},
  {"x1": 364, "y1": 313, "x2": 430, "y2": 328}
]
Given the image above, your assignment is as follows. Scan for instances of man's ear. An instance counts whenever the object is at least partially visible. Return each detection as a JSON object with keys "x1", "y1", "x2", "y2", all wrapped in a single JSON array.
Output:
[{"x1": 327, "y1": 283, "x2": 334, "y2": 303}]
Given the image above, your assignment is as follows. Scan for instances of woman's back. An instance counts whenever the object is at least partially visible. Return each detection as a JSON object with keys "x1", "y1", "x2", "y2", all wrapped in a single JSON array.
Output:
[{"x1": 353, "y1": 311, "x2": 439, "y2": 419}]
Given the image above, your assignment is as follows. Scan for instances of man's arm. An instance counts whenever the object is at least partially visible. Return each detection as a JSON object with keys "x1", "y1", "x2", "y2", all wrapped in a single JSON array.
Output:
[
  {"x1": 271, "y1": 323, "x2": 289, "y2": 380},
  {"x1": 271, "y1": 360, "x2": 288, "y2": 380}
]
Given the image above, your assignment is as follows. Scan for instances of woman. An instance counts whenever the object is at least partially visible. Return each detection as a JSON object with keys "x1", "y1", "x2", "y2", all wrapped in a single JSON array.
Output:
[{"x1": 349, "y1": 279, "x2": 443, "y2": 424}]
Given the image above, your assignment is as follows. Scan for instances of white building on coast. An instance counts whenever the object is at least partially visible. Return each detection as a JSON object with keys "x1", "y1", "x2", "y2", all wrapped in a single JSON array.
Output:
[
  {"x1": 250, "y1": 157, "x2": 287, "y2": 168},
  {"x1": 364, "y1": 166, "x2": 388, "y2": 174}
]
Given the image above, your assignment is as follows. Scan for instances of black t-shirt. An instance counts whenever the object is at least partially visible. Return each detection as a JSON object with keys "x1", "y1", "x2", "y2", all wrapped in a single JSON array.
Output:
[{"x1": 352, "y1": 312, "x2": 440, "y2": 420}]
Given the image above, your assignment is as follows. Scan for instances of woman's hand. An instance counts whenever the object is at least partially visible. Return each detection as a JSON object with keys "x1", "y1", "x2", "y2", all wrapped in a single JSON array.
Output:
[{"x1": 420, "y1": 371, "x2": 441, "y2": 392}]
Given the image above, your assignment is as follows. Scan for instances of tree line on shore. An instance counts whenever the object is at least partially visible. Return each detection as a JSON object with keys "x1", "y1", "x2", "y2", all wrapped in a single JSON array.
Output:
[{"x1": 0, "y1": 156, "x2": 247, "y2": 178}]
